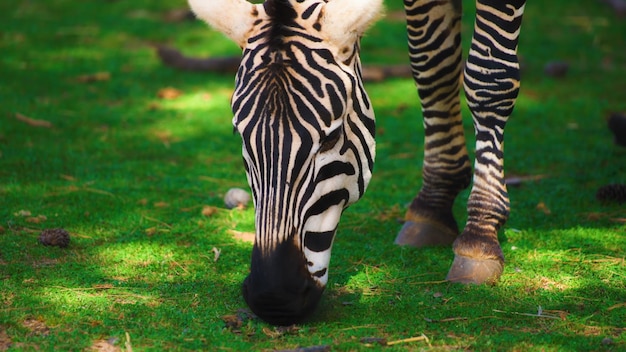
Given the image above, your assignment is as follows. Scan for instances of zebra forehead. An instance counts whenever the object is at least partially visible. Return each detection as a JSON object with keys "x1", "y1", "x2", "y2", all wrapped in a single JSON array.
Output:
[
  {"x1": 261, "y1": 0, "x2": 324, "y2": 46},
  {"x1": 261, "y1": 0, "x2": 383, "y2": 42}
]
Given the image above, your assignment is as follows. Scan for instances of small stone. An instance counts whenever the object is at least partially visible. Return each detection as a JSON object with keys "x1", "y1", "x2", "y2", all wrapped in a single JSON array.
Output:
[
  {"x1": 601, "y1": 337, "x2": 614, "y2": 345},
  {"x1": 360, "y1": 337, "x2": 387, "y2": 346},
  {"x1": 38, "y1": 228, "x2": 70, "y2": 248},
  {"x1": 224, "y1": 188, "x2": 251, "y2": 209},
  {"x1": 544, "y1": 61, "x2": 569, "y2": 78}
]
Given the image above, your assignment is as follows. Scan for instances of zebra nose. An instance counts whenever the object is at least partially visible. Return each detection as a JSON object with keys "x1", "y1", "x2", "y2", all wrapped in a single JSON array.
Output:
[{"x1": 242, "y1": 273, "x2": 324, "y2": 326}]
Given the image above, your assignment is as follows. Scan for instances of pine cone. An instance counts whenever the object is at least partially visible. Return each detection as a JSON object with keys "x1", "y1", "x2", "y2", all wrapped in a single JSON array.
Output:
[
  {"x1": 38, "y1": 228, "x2": 71, "y2": 248},
  {"x1": 596, "y1": 184, "x2": 626, "y2": 204}
]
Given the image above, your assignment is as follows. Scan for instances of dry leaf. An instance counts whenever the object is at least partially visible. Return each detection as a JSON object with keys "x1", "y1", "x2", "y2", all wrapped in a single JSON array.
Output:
[
  {"x1": 23, "y1": 318, "x2": 50, "y2": 336},
  {"x1": 163, "y1": 8, "x2": 193, "y2": 22},
  {"x1": 585, "y1": 212, "x2": 603, "y2": 221},
  {"x1": 153, "y1": 130, "x2": 175, "y2": 146},
  {"x1": 145, "y1": 227, "x2": 157, "y2": 236},
  {"x1": 137, "y1": 198, "x2": 148, "y2": 206},
  {"x1": 376, "y1": 204, "x2": 403, "y2": 222},
  {"x1": 277, "y1": 325, "x2": 301, "y2": 335},
  {"x1": 201, "y1": 206, "x2": 218, "y2": 217},
  {"x1": 15, "y1": 113, "x2": 53, "y2": 128},
  {"x1": 153, "y1": 201, "x2": 169, "y2": 208},
  {"x1": 262, "y1": 327, "x2": 283, "y2": 338},
  {"x1": 157, "y1": 87, "x2": 182, "y2": 100},
  {"x1": 0, "y1": 329, "x2": 12, "y2": 351},
  {"x1": 536, "y1": 202, "x2": 551, "y2": 215},
  {"x1": 543, "y1": 309, "x2": 569, "y2": 320},
  {"x1": 14, "y1": 210, "x2": 31, "y2": 217},
  {"x1": 228, "y1": 230, "x2": 255, "y2": 243},
  {"x1": 89, "y1": 339, "x2": 120, "y2": 352},
  {"x1": 60, "y1": 174, "x2": 77, "y2": 181},
  {"x1": 26, "y1": 215, "x2": 47, "y2": 224},
  {"x1": 222, "y1": 315, "x2": 243, "y2": 330},
  {"x1": 75, "y1": 72, "x2": 111, "y2": 83}
]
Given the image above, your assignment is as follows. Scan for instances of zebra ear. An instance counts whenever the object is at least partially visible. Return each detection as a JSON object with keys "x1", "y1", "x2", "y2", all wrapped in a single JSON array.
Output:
[
  {"x1": 322, "y1": 0, "x2": 383, "y2": 44},
  {"x1": 188, "y1": 0, "x2": 261, "y2": 47}
]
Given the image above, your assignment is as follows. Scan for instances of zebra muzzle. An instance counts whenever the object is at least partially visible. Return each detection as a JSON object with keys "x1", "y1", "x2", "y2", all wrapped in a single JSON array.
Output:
[{"x1": 242, "y1": 240, "x2": 325, "y2": 325}]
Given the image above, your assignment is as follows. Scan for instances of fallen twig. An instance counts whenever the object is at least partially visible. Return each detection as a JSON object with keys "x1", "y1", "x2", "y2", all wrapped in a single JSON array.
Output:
[
  {"x1": 276, "y1": 346, "x2": 330, "y2": 352},
  {"x1": 125, "y1": 331, "x2": 133, "y2": 352},
  {"x1": 387, "y1": 334, "x2": 431, "y2": 346},
  {"x1": 212, "y1": 247, "x2": 221, "y2": 262},
  {"x1": 493, "y1": 307, "x2": 562, "y2": 320},
  {"x1": 607, "y1": 302, "x2": 626, "y2": 311},
  {"x1": 505, "y1": 174, "x2": 549, "y2": 187},
  {"x1": 44, "y1": 185, "x2": 116, "y2": 198},
  {"x1": 141, "y1": 215, "x2": 172, "y2": 228},
  {"x1": 15, "y1": 112, "x2": 53, "y2": 128},
  {"x1": 339, "y1": 324, "x2": 386, "y2": 331},
  {"x1": 407, "y1": 279, "x2": 449, "y2": 285}
]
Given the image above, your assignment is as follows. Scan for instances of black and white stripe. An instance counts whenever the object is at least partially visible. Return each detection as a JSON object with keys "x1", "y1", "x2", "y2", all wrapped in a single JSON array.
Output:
[
  {"x1": 189, "y1": 0, "x2": 526, "y2": 324},
  {"x1": 230, "y1": 0, "x2": 376, "y2": 285}
]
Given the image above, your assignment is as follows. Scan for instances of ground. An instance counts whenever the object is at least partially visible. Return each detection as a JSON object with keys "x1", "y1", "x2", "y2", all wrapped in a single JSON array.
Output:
[{"x1": 1, "y1": 0, "x2": 625, "y2": 350}]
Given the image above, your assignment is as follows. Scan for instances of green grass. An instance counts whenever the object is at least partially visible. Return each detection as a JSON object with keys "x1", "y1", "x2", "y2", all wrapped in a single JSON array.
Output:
[{"x1": 1, "y1": 0, "x2": 625, "y2": 350}]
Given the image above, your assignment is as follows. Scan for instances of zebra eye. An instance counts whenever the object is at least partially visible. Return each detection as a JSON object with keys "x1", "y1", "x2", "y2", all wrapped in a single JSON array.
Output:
[{"x1": 319, "y1": 126, "x2": 343, "y2": 153}]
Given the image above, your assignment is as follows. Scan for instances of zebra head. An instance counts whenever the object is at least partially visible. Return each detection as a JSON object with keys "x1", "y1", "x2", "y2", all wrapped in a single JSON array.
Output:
[{"x1": 189, "y1": 0, "x2": 381, "y2": 325}]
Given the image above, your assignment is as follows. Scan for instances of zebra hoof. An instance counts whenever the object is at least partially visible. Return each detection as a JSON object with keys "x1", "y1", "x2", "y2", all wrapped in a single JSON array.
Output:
[
  {"x1": 394, "y1": 218, "x2": 457, "y2": 247},
  {"x1": 446, "y1": 254, "x2": 503, "y2": 285}
]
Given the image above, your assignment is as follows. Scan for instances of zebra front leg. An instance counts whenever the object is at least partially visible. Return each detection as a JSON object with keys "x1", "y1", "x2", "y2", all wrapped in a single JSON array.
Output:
[
  {"x1": 395, "y1": 0, "x2": 472, "y2": 247},
  {"x1": 446, "y1": 0, "x2": 526, "y2": 284}
]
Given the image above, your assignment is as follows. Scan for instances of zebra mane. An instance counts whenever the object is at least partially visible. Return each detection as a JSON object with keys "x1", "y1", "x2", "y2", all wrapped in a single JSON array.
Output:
[{"x1": 263, "y1": 0, "x2": 300, "y2": 50}]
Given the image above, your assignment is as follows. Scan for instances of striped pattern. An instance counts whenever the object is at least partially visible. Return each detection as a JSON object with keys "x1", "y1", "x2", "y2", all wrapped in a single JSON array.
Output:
[
  {"x1": 190, "y1": 0, "x2": 526, "y2": 324},
  {"x1": 456, "y1": 0, "x2": 525, "y2": 259},
  {"x1": 231, "y1": 0, "x2": 376, "y2": 285},
  {"x1": 402, "y1": 0, "x2": 525, "y2": 265},
  {"x1": 404, "y1": 0, "x2": 472, "y2": 227}
]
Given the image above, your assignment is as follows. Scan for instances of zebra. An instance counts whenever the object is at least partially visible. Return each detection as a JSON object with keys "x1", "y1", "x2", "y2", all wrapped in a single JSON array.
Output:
[{"x1": 188, "y1": 0, "x2": 525, "y2": 326}]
